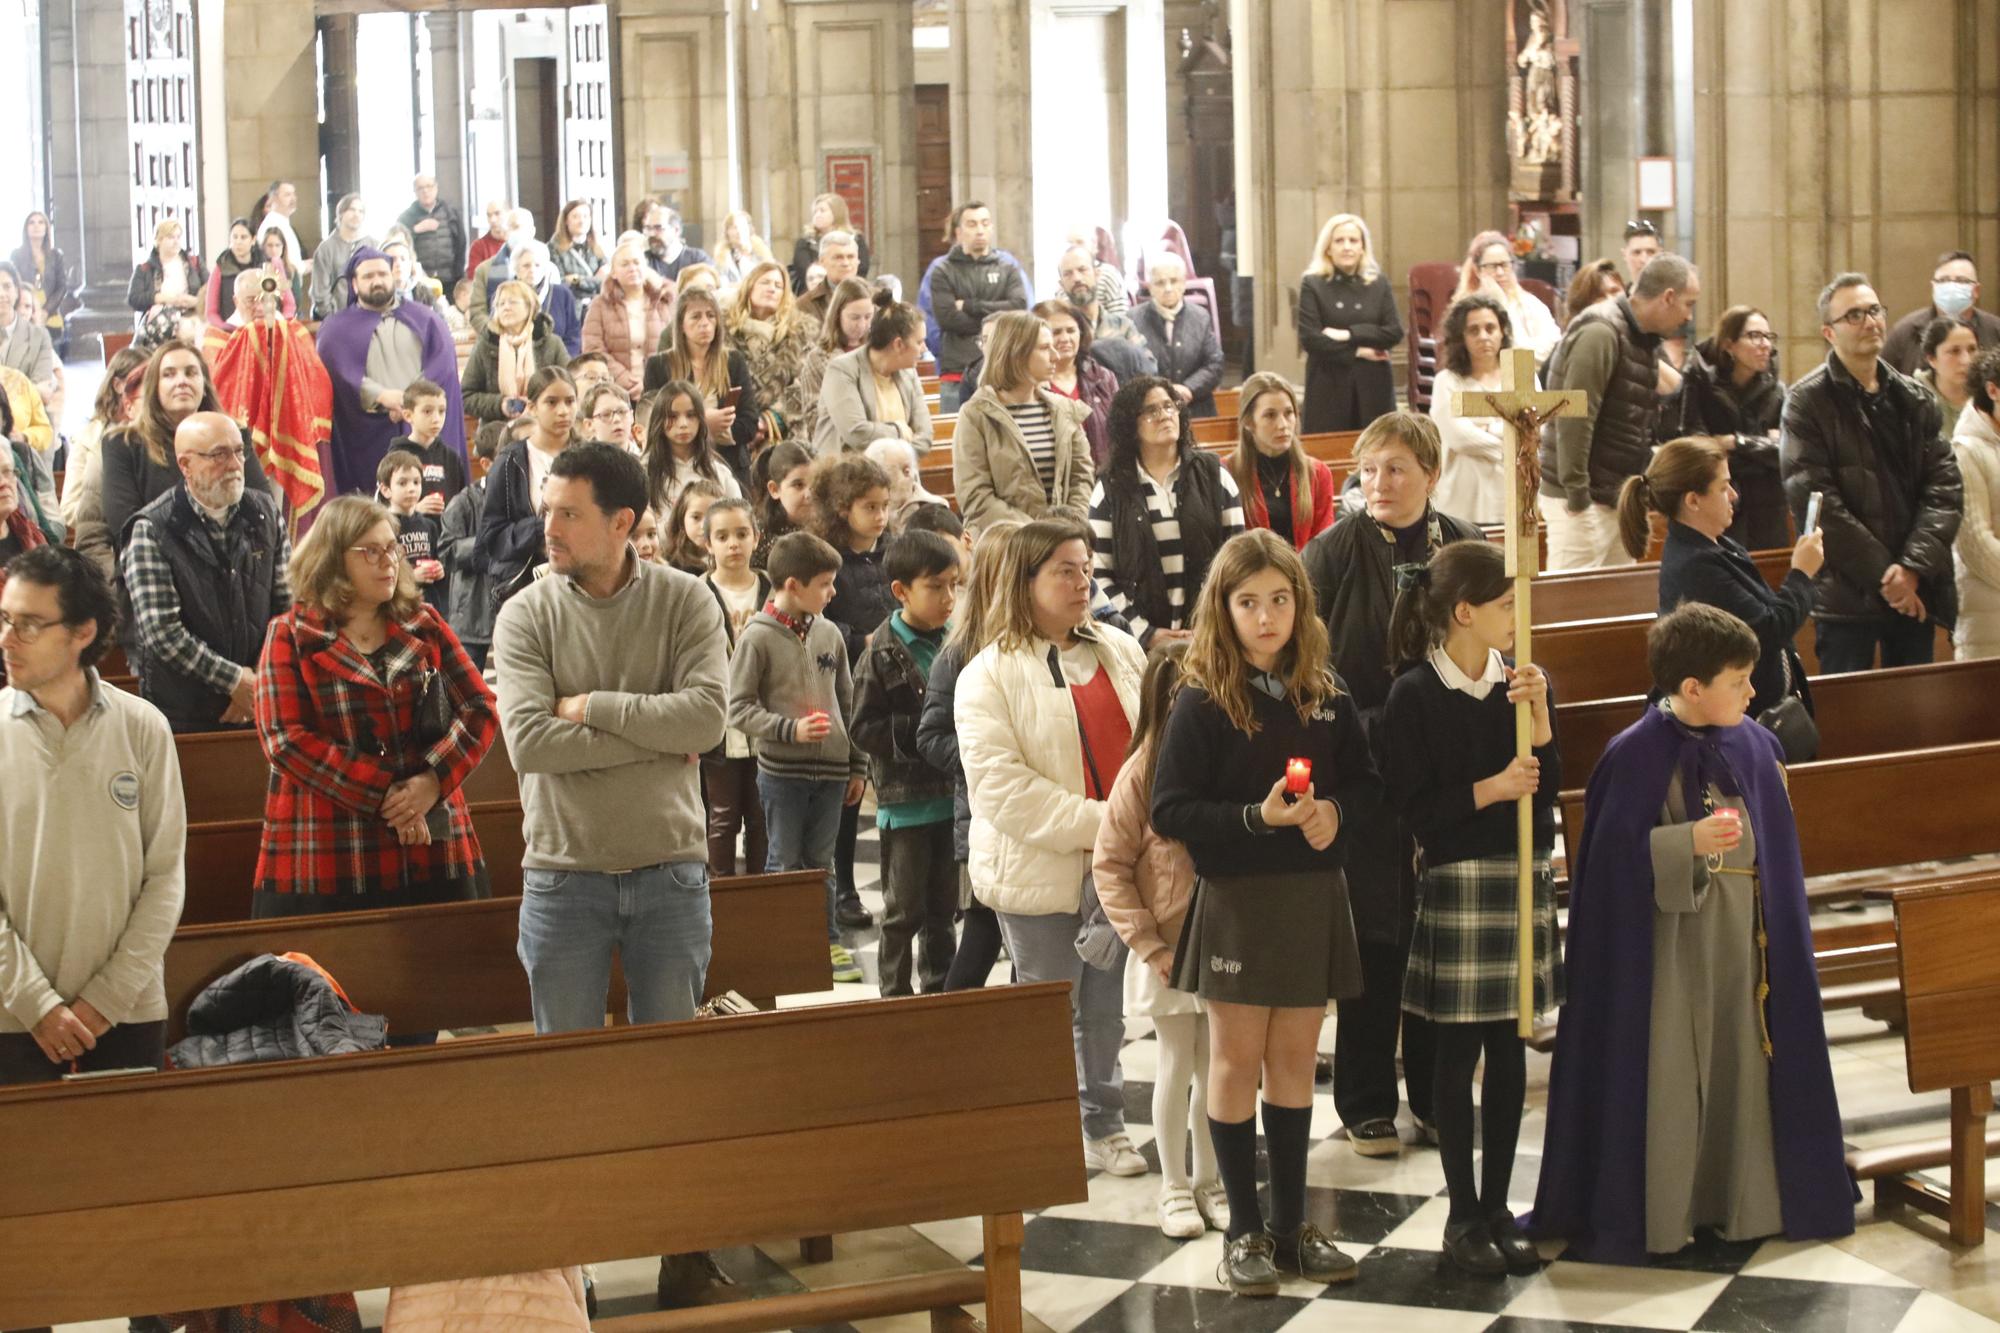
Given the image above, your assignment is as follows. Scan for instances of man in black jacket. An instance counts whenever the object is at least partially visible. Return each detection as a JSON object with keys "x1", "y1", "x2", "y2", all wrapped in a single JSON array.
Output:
[
  {"x1": 929, "y1": 203, "x2": 1027, "y2": 411},
  {"x1": 396, "y1": 175, "x2": 466, "y2": 287},
  {"x1": 1782, "y1": 273, "x2": 1962, "y2": 673}
]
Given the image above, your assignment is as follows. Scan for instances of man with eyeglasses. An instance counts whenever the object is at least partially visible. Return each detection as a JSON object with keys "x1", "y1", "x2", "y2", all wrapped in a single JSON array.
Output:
[
  {"x1": 632, "y1": 197, "x2": 712, "y2": 284},
  {"x1": 1780, "y1": 273, "x2": 1963, "y2": 672},
  {"x1": 1882, "y1": 250, "x2": 2000, "y2": 376},
  {"x1": 1054, "y1": 245, "x2": 1155, "y2": 383},
  {"x1": 119, "y1": 411, "x2": 291, "y2": 732},
  {"x1": 0, "y1": 545, "x2": 186, "y2": 1092}
]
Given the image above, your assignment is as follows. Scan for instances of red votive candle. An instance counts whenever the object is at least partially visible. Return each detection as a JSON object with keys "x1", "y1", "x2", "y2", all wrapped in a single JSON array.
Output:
[{"x1": 1286, "y1": 757, "x2": 1312, "y2": 795}]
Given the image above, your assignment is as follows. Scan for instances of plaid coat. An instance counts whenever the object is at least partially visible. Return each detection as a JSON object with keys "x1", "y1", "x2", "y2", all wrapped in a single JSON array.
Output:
[{"x1": 252, "y1": 603, "x2": 497, "y2": 910}]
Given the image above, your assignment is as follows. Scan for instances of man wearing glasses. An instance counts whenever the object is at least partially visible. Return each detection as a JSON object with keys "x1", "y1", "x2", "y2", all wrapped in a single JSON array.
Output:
[
  {"x1": 119, "y1": 412, "x2": 291, "y2": 732},
  {"x1": 0, "y1": 544, "x2": 186, "y2": 1087},
  {"x1": 633, "y1": 197, "x2": 712, "y2": 284},
  {"x1": 1781, "y1": 274, "x2": 1963, "y2": 672}
]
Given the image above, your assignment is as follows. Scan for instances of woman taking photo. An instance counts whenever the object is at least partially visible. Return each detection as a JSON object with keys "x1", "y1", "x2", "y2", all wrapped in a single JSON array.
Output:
[
  {"x1": 1451, "y1": 231, "x2": 1559, "y2": 366},
  {"x1": 793, "y1": 276, "x2": 876, "y2": 445},
  {"x1": 789, "y1": 192, "x2": 871, "y2": 293},
  {"x1": 813, "y1": 290, "x2": 932, "y2": 457},
  {"x1": 956, "y1": 517, "x2": 1148, "y2": 1175},
  {"x1": 1620, "y1": 437, "x2": 1825, "y2": 735},
  {"x1": 477, "y1": 366, "x2": 579, "y2": 608},
  {"x1": 952, "y1": 310, "x2": 1095, "y2": 530},
  {"x1": 1297, "y1": 213, "x2": 1401, "y2": 433},
  {"x1": 550, "y1": 198, "x2": 608, "y2": 305},
  {"x1": 1657, "y1": 305, "x2": 1788, "y2": 550},
  {"x1": 1229, "y1": 372, "x2": 1335, "y2": 550},
  {"x1": 126, "y1": 217, "x2": 205, "y2": 331},
  {"x1": 1036, "y1": 300, "x2": 1119, "y2": 468},
  {"x1": 1087, "y1": 376, "x2": 1244, "y2": 648},
  {"x1": 260, "y1": 225, "x2": 309, "y2": 317},
  {"x1": 645, "y1": 287, "x2": 761, "y2": 477},
  {"x1": 581, "y1": 239, "x2": 675, "y2": 398},
  {"x1": 1428, "y1": 294, "x2": 1514, "y2": 525},
  {"x1": 253, "y1": 494, "x2": 498, "y2": 920},
  {"x1": 462, "y1": 279, "x2": 570, "y2": 426},
  {"x1": 12, "y1": 211, "x2": 74, "y2": 356},
  {"x1": 726, "y1": 260, "x2": 816, "y2": 438}
]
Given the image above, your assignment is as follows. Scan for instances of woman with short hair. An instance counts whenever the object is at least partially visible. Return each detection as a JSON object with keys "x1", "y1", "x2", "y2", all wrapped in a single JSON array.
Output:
[
  {"x1": 580, "y1": 239, "x2": 675, "y2": 397},
  {"x1": 126, "y1": 218, "x2": 206, "y2": 331},
  {"x1": 1564, "y1": 258, "x2": 1624, "y2": 323},
  {"x1": 462, "y1": 279, "x2": 570, "y2": 426},
  {"x1": 1297, "y1": 213, "x2": 1402, "y2": 433},
  {"x1": 1037, "y1": 299, "x2": 1119, "y2": 467}
]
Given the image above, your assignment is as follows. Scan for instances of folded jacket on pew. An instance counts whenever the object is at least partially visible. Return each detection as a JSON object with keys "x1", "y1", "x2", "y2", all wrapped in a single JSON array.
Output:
[{"x1": 168, "y1": 952, "x2": 386, "y2": 1068}]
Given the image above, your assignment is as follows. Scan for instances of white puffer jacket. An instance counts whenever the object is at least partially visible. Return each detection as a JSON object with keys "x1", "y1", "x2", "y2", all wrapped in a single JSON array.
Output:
[{"x1": 958, "y1": 623, "x2": 1145, "y2": 917}]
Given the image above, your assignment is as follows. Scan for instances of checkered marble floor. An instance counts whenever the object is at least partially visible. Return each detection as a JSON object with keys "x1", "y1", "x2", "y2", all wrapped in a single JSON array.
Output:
[{"x1": 56, "y1": 817, "x2": 2000, "y2": 1333}]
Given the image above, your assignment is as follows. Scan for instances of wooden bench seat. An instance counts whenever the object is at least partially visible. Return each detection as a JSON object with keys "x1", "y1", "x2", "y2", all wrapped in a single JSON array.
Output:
[{"x1": 0, "y1": 984, "x2": 1088, "y2": 1329}]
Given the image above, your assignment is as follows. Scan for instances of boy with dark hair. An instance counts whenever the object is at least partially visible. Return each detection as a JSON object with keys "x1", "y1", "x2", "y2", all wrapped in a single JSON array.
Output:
[
  {"x1": 401, "y1": 377, "x2": 468, "y2": 509},
  {"x1": 440, "y1": 421, "x2": 503, "y2": 666},
  {"x1": 899, "y1": 500, "x2": 969, "y2": 555},
  {"x1": 851, "y1": 530, "x2": 964, "y2": 995},
  {"x1": 1532, "y1": 602, "x2": 1852, "y2": 1263},
  {"x1": 377, "y1": 448, "x2": 448, "y2": 613},
  {"x1": 726, "y1": 529, "x2": 869, "y2": 983}
]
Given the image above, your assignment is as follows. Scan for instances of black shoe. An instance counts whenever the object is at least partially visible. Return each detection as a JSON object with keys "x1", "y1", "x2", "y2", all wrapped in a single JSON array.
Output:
[
  {"x1": 1488, "y1": 1209, "x2": 1542, "y2": 1273},
  {"x1": 1315, "y1": 1053, "x2": 1333, "y2": 1083},
  {"x1": 1442, "y1": 1218, "x2": 1508, "y2": 1277},
  {"x1": 835, "y1": 897, "x2": 875, "y2": 928},
  {"x1": 1216, "y1": 1231, "x2": 1282, "y2": 1297},
  {"x1": 657, "y1": 1250, "x2": 734, "y2": 1307},
  {"x1": 1348, "y1": 1117, "x2": 1401, "y2": 1157},
  {"x1": 1268, "y1": 1222, "x2": 1358, "y2": 1284}
]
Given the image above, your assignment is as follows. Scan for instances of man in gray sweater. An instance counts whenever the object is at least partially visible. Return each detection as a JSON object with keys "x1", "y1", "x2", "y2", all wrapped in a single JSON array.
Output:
[{"x1": 491, "y1": 443, "x2": 727, "y2": 1035}]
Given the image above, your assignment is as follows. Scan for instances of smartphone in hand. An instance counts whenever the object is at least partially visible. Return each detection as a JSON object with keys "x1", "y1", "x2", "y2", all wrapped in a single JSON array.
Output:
[{"x1": 1803, "y1": 490, "x2": 1824, "y2": 537}]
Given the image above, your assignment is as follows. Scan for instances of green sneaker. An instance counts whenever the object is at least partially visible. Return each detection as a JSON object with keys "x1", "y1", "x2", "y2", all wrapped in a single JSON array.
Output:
[{"x1": 830, "y1": 943, "x2": 863, "y2": 983}]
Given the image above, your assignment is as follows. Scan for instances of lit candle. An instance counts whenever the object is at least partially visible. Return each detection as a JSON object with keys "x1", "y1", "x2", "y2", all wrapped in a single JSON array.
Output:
[{"x1": 1286, "y1": 757, "x2": 1312, "y2": 795}]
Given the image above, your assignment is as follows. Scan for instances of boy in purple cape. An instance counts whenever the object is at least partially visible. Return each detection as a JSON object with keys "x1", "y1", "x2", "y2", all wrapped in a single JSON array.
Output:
[
  {"x1": 316, "y1": 245, "x2": 466, "y2": 498},
  {"x1": 1531, "y1": 603, "x2": 1853, "y2": 1264}
]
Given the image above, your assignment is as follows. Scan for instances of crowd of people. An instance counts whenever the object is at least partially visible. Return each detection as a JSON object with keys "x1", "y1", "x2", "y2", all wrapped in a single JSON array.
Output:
[{"x1": 3, "y1": 181, "x2": 2000, "y2": 1316}]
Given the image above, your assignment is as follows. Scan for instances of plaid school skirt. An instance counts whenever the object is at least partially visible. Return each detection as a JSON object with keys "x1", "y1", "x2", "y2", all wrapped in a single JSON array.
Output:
[{"x1": 1401, "y1": 855, "x2": 1563, "y2": 1024}]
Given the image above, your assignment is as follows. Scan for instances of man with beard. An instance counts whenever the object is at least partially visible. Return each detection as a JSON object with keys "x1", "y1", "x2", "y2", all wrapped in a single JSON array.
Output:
[
  {"x1": 317, "y1": 246, "x2": 466, "y2": 498},
  {"x1": 1054, "y1": 245, "x2": 1154, "y2": 383},
  {"x1": 119, "y1": 412, "x2": 291, "y2": 732}
]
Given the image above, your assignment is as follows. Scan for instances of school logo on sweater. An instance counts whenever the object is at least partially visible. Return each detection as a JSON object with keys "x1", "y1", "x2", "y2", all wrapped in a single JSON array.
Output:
[{"x1": 109, "y1": 771, "x2": 140, "y2": 810}]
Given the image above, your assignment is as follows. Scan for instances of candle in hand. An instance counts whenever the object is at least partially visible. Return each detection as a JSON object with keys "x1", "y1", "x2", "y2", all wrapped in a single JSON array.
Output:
[{"x1": 1286, "y1": 757, "x2": 1312, "y2": 795}]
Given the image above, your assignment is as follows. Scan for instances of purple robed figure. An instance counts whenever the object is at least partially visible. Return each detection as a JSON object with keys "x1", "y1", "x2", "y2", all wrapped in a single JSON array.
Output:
[
  {"x1": 317, "y1": 245, "x2": 466, "y2": 498},
  {"x1": 1528, "y1": 705, "x2": 1853, "y2": 1264}
]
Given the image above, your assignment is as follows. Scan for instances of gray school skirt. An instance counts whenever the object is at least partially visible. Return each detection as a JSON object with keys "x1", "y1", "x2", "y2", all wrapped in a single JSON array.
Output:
[{"x1": 1169, "y1": 869, "x2": 1364, "y2": 1008}]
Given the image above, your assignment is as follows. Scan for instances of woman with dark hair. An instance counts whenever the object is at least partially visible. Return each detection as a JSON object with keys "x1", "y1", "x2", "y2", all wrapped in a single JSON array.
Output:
[
  {"x1": 1038, "y1": 299, "x2": 1119, "y2": 467},
  {"x1": 1564, "y1": 258, "x2": 1624, "y2": 323},
  {"x1": 1656, "y1": 304, "x2": 1788, "y2": 549},
  {"x1": 793, "y1": 276, "x2": 876, "y2": 444},
  {"x1": 11, "y1": 211, "x2": 74, "y2": 356},
  {"x1": 1229, "y1": 372, "x2": 1335, "y2": 550},
  {"x1": 205, "y1": 219, "x2": 265, "y2": 326},
  {"x1": 813, "y1": 290, "x2": 932, "y2": 456},
  {"x1": 1086, "y1": 376, "x2": 1245, "y2": 648},
  {"x1": 1428, "y1": 294, "x2": 1514, "y2": 525},
  {"x1": 477, "y1": 365, "x2": 578, "y2": 609},
  {"x1": 260, "y1": 224, "x2": 309, "y2": 317},
  {"x1": 1916, "y1": 316, "x2": 1979, "y2": 439},
  {"x1": 644, "y1": 286, "x2": 760, "y2": 475},
  {"x1": 550, "y1": 198, "x2": 608, "y2": 303},
  {"x1": 0, "y1": 406, "x2": 51, "y2": 594},
  {"x1": 644, "y1": 377, "x2": 743, "y2": 515}
]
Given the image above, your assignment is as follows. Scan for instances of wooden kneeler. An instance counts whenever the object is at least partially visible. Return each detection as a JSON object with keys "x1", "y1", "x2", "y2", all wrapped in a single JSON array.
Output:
[{"x1": 0, "y1": 984, "x2": 1087, "y2": 1331}]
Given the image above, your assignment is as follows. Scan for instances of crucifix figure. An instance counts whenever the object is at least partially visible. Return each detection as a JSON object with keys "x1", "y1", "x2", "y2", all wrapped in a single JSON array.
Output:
[{"x1": 1454, "y1": 345, "x2": 1590, "y2": 1037}]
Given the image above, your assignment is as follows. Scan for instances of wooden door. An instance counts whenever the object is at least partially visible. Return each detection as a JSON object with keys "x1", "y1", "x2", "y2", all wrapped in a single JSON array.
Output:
[
  {"x1": 915, "y1": 85, "x2": 952, "y2": 276},
  {"x1": 563, "y1": 4, "x2": 616, "y2": 238},
  {"x1": 125, "y1": 0, "x2": 200, "y2": 260}
]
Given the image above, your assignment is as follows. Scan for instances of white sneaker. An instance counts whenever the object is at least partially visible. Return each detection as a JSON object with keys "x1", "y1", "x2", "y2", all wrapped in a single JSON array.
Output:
[
  {"x1": 1193, "y1": 1180, "x2": 1231, "y2": 1233},
  {"x1": 1158, "y1": 1185, "x2": 1205, "y2": 1238},
  {"x1": 1084, "y1": 1133, "x2": 1148, "y2": 1176}
]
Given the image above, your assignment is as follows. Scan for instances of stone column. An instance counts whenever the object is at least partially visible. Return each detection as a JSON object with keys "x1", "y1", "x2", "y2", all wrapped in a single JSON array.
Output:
[
  {"x1": 428, "y1": 12, "x2": 471, "y2": 217},
  {"x1": 43, "y1": 0, "x2": 137, "y2": 310},
  {"x1": 615, "y1": 0, "x2": 736, "y2": 242},
  {"x1": 220, "y1": 0, "x2": 321, "y2": 250}
]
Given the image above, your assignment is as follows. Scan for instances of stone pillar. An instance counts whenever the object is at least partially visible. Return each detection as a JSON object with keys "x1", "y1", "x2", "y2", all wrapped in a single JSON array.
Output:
[
  {"x1": 220, "y1": 0, "x2": 321, "y2": 250},
  {"x1": 428, "y1": 12, "x2": 471, "y2": 217},
  {"x1": 616, "y1": 0, "x2": 736, "y2": 242},
  {"x1": 43, "y1": 0, "x2": 137, "y2": 308}
]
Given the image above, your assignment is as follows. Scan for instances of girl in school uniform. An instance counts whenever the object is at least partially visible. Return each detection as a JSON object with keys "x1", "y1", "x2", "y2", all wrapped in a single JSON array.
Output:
[
  {"x1": 1380, "y1": 539, "x2": 1560, "y2": 1277},
  {"x1": 1150, "y1": 527, "x2": 1381, "y2": 1296}
]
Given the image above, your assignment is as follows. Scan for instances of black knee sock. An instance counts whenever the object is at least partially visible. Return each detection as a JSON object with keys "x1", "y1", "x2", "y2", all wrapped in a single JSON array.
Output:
[
  {"x1": 1261, "y1": 1100, "x2": 1313, "y2": 1238},
  {"x1": 1430, "y1": 1022, "x2": 1485, "y2": 1224},
  {"x1": 1479, "y1": 1023, "x2": 1527, "y2": 1214},
  {"x1": 1207, "y1": 1114, "x2": 1263, "y2": 1241}
]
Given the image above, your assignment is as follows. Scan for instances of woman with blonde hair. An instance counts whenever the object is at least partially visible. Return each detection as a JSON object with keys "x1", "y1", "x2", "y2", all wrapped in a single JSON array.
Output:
[
  {"x1": 1230, "y1": 371, "x2": 1336, "y2": 549},
  {"x1": 716, "y1": 210, "x2": 776, "y2": 291},
  {"x1": 789, "y1": 192, "x2": 871, "y2": 293},
  {"x1": 252, "y1": 494, "x2": 498, "y2": 922},
  {"x1": 726, "y1": 259, "x2": 815, "y2": 438},
  {"x1": 1298, "y1": 213, "x2": 1401, "y2": 433},
  {"x1": 462, "y1": 278, "x2": 569, "y2": 425},
  {"x1": 1451, "y1": 229, "x2": 1560, "y2": 366},
  {"x1": 950, "y1": 310, "x2": 1094, "y2": 529},
  {"x1": 125, "y1": 217, "x2": 206, "y2": 329},
  {"x1": 580, "y1": 238, "x2": 674, "y2": 397}
]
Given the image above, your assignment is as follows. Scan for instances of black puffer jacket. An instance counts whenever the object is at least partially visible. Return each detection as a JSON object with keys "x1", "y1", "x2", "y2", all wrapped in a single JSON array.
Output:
[
  {"x1": 915, "y1": 640, "x2": 973, "y2": 863},
  {"x1": 852, "y1": 620, "x2": 953, "y2": 809},
  {"x1": 1780, "y1": 352, "x2": 1962, "y2": 626},
  {"x1": 1659, "y1": 338, "x2": 1789, "y2": 550},
  {"x1": 168, "y1": 954, "x2": 387, "y2": 1069}
]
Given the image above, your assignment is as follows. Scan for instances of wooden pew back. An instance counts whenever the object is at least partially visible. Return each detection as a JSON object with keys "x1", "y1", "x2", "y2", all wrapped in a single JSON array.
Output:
[
  {"x1": 1894, "y1": 879, "x2": 2000, "y2": 1093},
  {"x1": 0, "y1": 985, "x2": 1088, "y2": 1328}
]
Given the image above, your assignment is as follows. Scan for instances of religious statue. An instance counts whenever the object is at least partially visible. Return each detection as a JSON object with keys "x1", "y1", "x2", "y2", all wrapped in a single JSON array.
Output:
[{"x1": 1512, "y1": 3, "x2": 1561, "y2": 164}]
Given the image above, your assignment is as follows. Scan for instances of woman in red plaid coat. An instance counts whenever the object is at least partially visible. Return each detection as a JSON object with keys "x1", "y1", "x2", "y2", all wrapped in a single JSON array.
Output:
[{"x1": 252, "y1": 494, "x2": 499, "y2": 917}]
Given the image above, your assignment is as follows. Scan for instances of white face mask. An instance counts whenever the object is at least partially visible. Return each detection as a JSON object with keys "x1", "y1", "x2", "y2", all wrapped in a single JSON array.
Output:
[{"x1": 1933, "y1": 281, "x2": 1976, "y2": 318}]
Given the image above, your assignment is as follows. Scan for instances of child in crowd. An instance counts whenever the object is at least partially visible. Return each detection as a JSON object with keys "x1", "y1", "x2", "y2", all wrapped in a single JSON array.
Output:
[
  {"x1": 701, "y1": 497, "x2": 770, "y2": 877},
  {"x1": 1532, "y1": 602, "x2": 1852, "y2": 1264},
  {"x1": 400, "y1": 377, "x2": 468, "y2": 509},
  {"x1": 568, "y1": 350, "x2": 613, "y2": 396},
  {"x1": 578, "y1": 381, "x2": 637, "y2": 451},
  {"x1": 751, "y1": 440, "x2": 814, "y2": 572},
  {"x1": 1381, "y1": 541, "x2": 1558, "y2": 1276},
  {"x1": 666, "y1": 479, "x2": 725, "y2": 576},
  {"x1": 726, "y1": 530, "x2": 870, "y2": 984},
  {"x1": 644, "y1": 377, "x2": 742, "y2": 514},
  {"x1": 377, "y1": 448, "x2": 448, "y2": 613},
  {"x1": 1151, "y1": 528, "x2": 1380, "y2": 1296},
  {"x1": 632, "y1": 507, "x2": 665, "y2": 565},
  {"x1": 852, "y1": 529, "x2": 964, "y2": 996},
  {"x1": 901, "y1": 501, "x2": 969, "y2": 558},
  {"x1": 811, "y1": 452, "x2": 896, "y2": 930},
  {"x1": 440, "y1": 421, "x2": 501, "y2": 668},
  {"x1": 1093, "y1": 641, "x2": 1228, "y2": 1240}
]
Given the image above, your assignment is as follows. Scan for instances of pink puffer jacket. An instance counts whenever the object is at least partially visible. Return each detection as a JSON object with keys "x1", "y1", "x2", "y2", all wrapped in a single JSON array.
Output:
[{"x1": 383, "y1": 1268, "x2": 589, "y2": 1331}]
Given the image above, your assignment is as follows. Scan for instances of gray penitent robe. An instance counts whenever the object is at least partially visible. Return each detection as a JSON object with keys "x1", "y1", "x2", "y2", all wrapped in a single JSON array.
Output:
[
  {"x1": 360, "y1": 315, "x2": 427, "y2": 415},
  {"x1": 1642, "y1": 771, "x2": 1785, "y2": 1254}
]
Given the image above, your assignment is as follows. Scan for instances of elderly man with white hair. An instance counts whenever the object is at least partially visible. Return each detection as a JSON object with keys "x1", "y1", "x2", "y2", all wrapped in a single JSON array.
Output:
[{"x1": 1129, "y1": 252, "x2": 1224, "y2": 418}]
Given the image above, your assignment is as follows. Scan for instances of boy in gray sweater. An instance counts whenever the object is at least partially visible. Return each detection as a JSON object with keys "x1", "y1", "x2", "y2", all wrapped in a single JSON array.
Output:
[{"x1": 726, "y1": 531, "x2": 868, "y2": 983}]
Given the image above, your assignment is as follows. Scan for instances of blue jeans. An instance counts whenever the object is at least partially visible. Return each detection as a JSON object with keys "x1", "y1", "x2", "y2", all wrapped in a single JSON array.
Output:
[
  {"x1": 758, "y1": 772, "x2": 845, "y2": 941},
  {"x1": 516, "y1": 861, "x2": 714, "y2": 1034},
  {"x1": 938, "y1": 379, "x2": 963, "y2": 414}
]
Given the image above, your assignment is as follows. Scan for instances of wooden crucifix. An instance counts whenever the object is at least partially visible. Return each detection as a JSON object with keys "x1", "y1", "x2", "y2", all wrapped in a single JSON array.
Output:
[{"x1": 1455, "y1": 345, "x2": 1590, "y2": 1038}]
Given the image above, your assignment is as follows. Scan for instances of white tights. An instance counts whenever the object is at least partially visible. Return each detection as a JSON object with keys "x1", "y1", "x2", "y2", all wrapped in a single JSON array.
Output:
[{"x1": 1152, "y1": 1011, "x2": 1218, "y2": 1190}]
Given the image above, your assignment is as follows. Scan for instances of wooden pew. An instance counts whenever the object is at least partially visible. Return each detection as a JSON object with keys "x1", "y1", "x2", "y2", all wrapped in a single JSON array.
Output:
[
  {"x1": 1846, "y1": 879, "x2": 2000, "y2": 1247},
  {"x1": 1532, "y1": 548, "x2": 1789, "y2": 624},
  {"x1": 163, "y1": 870, "x2": 831, "y2": 1040},
  {"x1": 0, "y1": 984, "x2": 1087, "y2": 1331},
  {"x1": 1214, "y1": 386, "x2": 1240, "y2": 420}
]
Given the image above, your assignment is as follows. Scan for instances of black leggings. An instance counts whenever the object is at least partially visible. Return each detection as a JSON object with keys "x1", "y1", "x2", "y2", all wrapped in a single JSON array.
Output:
[
  {"x1": 944, "y1": 903, "x2": 1004, "y2": 990},
  {"x1": 1430, "y1": 1018, "x2": 1527, "y2": 1224}
]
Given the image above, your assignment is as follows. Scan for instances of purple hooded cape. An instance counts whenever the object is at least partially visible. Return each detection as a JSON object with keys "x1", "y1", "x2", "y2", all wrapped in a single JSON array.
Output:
[
  {"x1": 1528, "y1": 705, "x2": 1853, "y2": 1264},
  {"x1": 315, "y1": 245, "x2": 466, "y2": 498}
]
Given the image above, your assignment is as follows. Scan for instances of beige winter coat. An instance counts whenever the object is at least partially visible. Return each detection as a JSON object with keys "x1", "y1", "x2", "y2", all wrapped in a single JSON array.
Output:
[{"x1": 950, "y1": 384, "x2": 1095, "y2": 531}]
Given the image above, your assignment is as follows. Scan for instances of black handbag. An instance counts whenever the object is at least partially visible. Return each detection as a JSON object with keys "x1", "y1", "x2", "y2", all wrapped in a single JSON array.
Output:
[
  {"x1": 1757, "y1": 649, "x2": 1819, "y2": 763},
  {"x1": 411, "y1": 665, "x2": 455, "y2": 750}
]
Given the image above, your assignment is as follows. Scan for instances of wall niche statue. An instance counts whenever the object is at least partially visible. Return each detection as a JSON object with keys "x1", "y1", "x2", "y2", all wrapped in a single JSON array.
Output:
[{"x1": 1507, "y1": 0, "x2": 1578, "y2": 202}]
